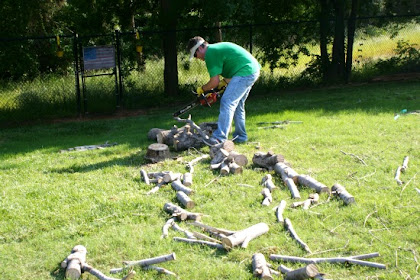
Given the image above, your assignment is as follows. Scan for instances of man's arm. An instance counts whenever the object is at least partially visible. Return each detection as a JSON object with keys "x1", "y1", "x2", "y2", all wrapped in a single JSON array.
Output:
[{"x1": 202, "y1": 76, "x2": 220, "y2": 91}]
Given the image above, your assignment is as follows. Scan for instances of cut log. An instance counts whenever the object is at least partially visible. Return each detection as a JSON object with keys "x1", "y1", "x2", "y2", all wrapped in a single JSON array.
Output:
[
  {"x1": 182, "y1": 172, "x2": 193, "y2": 186},
  {"x1": 147, "y1": 128, "x2": 165, "y2": 141},
  {"x1": 171, "y1": 180, "x2": 194, "y2": 195},
  {"x1": 253, "y1": 151, "x2": 285, "y2": 170},
  {"x1": 161, "y1": 218, "x2": 176, "y2": 239},
  {"x1": 252, "y1": 253, "x2": 273, "y2": 280},
  {"x1": 61, "y1": 245, "x2": 87, "y2": 280},
  {"x1": 145, "y1": 143, "x2": 171, "y2": 163},
  {"x1": 261, "y1": 174, "x2": 276, "y2": 192},
  {"x1": 210, "y1": 140, "x2": 235, "y2": 159},
  {"x1": 284, "y1": 177, "x2": 301, "y2": 199},
  {"x1": 401, "y1": 156, "x2": 409, "y2": 172},
  {"x1": 269, "y1": 253, "x2": 386, "y2": 269},
  {"x1": 261, "y1": 187, "x2": 272, "y2": 206},
  {"x1": 220, "y1": 161, "x2": 230, "y2": 175},
  {"x1": 331, "y1": 184, "x2": 355, "y2": 205},
  {"x1": 110, "y1": 253, "x2": 176, "y2": 274},
  {"x1": 211, "y1": 148, "x2": 230, "y2": 165},
  {"x1": 274, "y1": 163, "x2": 299, "y2": 183},
  {"x1": 163, "y1": 172, "x2": 182, "y2": 183},
  {"x1": 163, "y1": 202, "x2": 201, "y2": 221},
  {"x1": 276, "y1": 200, "x2": 287, "y2": 223},
  {"x1": 140, "y1": 169, "x2": 150, "y2": 185},
  {"x1": 280, "y1": 264, "x2": 319, "y2": 280},
  {"x1": 222, "y1": 222, "x2": 269, "y2": 249},
  {"x1": 227, "y1": 151, "x2": 248, "y2": 167},
  {"x1": 284, "y1": 218, "x2": 311, "y2": 253},
  {"x1": 291, "y1": 193, "x2": 319, "y2": 210},
  {"x1": 297, "y1": 175, "x2": 330, "y2": 193},
  {"x1": 229, "y1": 162, "x2": 243, "y2": 174},
  {"x1": 176, "y1": 191, "x2": 195, "y2": 209}
]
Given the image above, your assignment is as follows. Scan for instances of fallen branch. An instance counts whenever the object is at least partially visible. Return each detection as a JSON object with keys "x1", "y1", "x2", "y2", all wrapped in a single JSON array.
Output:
[
  {"x1": 176, "y1": 191, "x2": 195, "y2": 209},
  {"x1": 61, "y1": 245, "x2": 87, "y2": 279},
  {"x1": 173, "y1": 237, "x2": 225, "y2": 249},
  {"x1": 253, "y1": 151, "x2": 285, "y2": 170},
  {"x1": 110, "y1": 253, "x2": 176, "y2": 274},
  {"x1": 83, "y1": 264, "x2": 135, "y2": 280},
  {"x1": 331, "y1": 183, "x2": 355, "y2": 205},
  {"x1": 284, "y1": 218, "x2": 312, "y2": 253},
  {"x1": 222, "y1": 222, "x2": 269, "y2": 249},
  {"x1": 340, "y1": 150, "x2": 367, "y2": 166},
  {"x1": 161, "y1": 218, "x2": 176, "y2": 239},
  {"x1": 297, "y1": 175, "x2": 330, "y2": 193},
  {"x1": 186, "y1": 154, "x2": 210, "y2": 173},
  {"x1": 284, "y1": 177, "x2": 301, "y2": 199},
  {"x1": 261, "y1": 174, "x2": 276, "y2": 192},
  {"x1": 291, "y1": 193, "x2": 319, "y2": 210},
  {"x1": 172, "y1": 222, "x2": 196, "y2": 239},
  {"x1": 163, "y1": 202, "x2": 202, "y2": 221},
  {"x1": 274, "y1": 163, "x2": 299, "y2": 183},
  {"x1": 278, "y1": 263, "x2": 321, "y2": 280},
  {"x1": 401, "y1": 156, "x2": 409, "y2": 172},
  {"x1": 171, "y1": 180, "x2": 194, "y2": 195},
  {"x1": 270, "y1": 252, "x2": 386, "y2": 269},
  {"x1": 143, "y1": 265, "x2": 177, "y2": 277},
  {"x1": 189, "y1": 221, "x2": 236, "y2": 236},
  {"x1": 261, "y1": 187, "x2": 273, "y2": 206},
  {"x1": 275, "y1": 200, "x2": 287, "y2": 223},
  {"x1": 395, "y1": 166, "x2": 403, "y2": 185}
]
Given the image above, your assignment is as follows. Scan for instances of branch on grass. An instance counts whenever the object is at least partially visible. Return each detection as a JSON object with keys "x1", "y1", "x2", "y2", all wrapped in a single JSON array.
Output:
[
  {"x1": 340, "y1": 150, "x2": 367, "y2": 166},
  {"x1": 110, "y1": 253, "x2": 176, "y2": 274}
]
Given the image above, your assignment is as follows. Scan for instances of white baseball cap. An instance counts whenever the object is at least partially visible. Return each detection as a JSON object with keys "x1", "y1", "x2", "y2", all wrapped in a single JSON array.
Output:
[{"x1": 189, "y1": 38, "x2": 205, "y2": 60}]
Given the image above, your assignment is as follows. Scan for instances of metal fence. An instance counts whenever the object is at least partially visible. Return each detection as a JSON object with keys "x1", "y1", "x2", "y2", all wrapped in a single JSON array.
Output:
[{"x1": 0, "y1": 16, "x2": 419, "y2": 125}]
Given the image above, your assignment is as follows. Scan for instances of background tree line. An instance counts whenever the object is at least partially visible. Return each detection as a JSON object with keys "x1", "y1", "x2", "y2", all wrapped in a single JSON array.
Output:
[{"x1": 0, "y1": 0, "x2": 418, "y2": 95}]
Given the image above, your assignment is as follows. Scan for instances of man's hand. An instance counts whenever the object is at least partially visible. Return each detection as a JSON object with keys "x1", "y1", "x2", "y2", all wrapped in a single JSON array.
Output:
[
  {"x1": 195, "y1": 86, "x2": 204, "y2": 96},
  {"x1": 217, "y1": 79, "x2": 228, "y2": 94}
]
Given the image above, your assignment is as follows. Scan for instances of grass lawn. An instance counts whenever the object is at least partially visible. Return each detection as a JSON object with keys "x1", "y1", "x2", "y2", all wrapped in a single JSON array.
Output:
[{"x1": 0, "y1": 80, "x2": 419, "y2": 279}]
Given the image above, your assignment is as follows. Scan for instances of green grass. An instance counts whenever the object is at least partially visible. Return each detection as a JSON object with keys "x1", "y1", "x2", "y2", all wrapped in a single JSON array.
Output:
[{"x1": 0, "y1": 81, "x2": 419, "y2": 279}]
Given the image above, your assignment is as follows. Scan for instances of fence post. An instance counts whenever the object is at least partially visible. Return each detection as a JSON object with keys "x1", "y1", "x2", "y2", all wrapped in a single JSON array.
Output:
[
  {"x1": 72, "y1": 33, "x2": 81, "y2": 116},
  {"x1": 249, "y1": 24, "x2": 253, "y2": 54},
  {"x1": 115, "y1": 29, "x2": 123, "y2": 107}
]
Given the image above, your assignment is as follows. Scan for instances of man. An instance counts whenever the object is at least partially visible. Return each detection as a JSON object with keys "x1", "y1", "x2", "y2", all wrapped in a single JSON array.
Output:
[{"x1": 187, "y1": 36, "x2": 260, "y2": 144}]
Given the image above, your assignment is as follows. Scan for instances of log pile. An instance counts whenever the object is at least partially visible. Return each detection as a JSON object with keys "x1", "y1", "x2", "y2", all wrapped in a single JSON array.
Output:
[{"x1": 209, "y1": 140, "x2": 248, "y2": 175}]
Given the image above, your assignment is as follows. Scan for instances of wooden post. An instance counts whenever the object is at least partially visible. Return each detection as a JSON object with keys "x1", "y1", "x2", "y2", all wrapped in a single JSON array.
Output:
[{"x1": 222, "y1": 222, "x2": 269, "y2": 249}]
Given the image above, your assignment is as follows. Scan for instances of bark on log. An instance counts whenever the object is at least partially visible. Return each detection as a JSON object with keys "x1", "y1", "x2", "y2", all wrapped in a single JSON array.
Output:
[
  {"x1": 171, "y1": 180, "x2": 194, "y2": 195},
  {"x1": 61, "y1": 245, "x2": 87, "y2": 280},
  {"x1": 210, "y1": 140, "x2": 235, "y2": 159},
  {"x1": 211, "y1": 148, "x2": 230, "y2": 165},
  {"x1": 284, "y1": 218, "x2": 311, "y2": 253},
  {"x1": 156, "y1": 126, "x2": 183, "y2": 146},
  {"x1": 192, "y1": 231, "x2": 222, "y2": 244},
  {"x1": 229, "y1": 162, "x2": 243, "y2": 174},
  {"x1": 279, "y1": 263, "x2": 319, "y2": 280},
  {"x1": 331, "y1": 184, "x2": 355, "y2": 205},
  {"x1": 147, "y1": 128, "x2": 165, "y2": 141},
  {"x1": 83, "y1": 264, "x2": 136, "y2": 280},
  {"x1": 145, "y1": 143, "x2": 171, "y2": 163},
  {"x1": 276, "y1": 200, "x2": 287, "y2": 223},
  {"x1": 163, "y1": 172, "x2": 182, "y2": 183},
  {"x1": 395, "y1": 166, "x2": 403, "y2": 185},
  {"x1": 189, "y1": 221, "x2": 236, "y2": 236},
  {"x1": 222, "y1": 222, "x2": 269, "y2": 249},
  {"x1": 220, "y1": 161, "x2": 230, "y2": 175},
  {"x1": 176, "y1": 191, "x2": 195, "y2": 209},
  {"x1": 274, "y1": 163, "x2": 299, "y2": 183},
  {"x1": 261, "y1": 174, "x2": 276, "y2": 192},
  {"x1": 252, "y1": 151, "x2": 285, "y2": 170},
  {"x1": 110, "y1": 253, "x2": 176, "y2": 274},
  {"x1": 140, "y1": 169, "x2": 150, "y2": 185},
  {"x1": 163, "y1": 202, "x2": 188, "y2": 220},
  {"x1": 269, "y1": 253, "x2": 386, "y2": 269},
  {"x1": 261, "y1": 188, "x2": 273, "y2": 206},
  {"x1": 228, "y1": 151, "x2": 248, "y2": 167},
  {"x1": 173, "y1": 237, "x2": 225, "y2": 249},
  {"x1": 297, "y1": 175, "x2": 330, "y2": 193},
  {"x1": 401, "y1": 156, "x2": 409, "y2": 172},
  {"x1": 182, "y1": 172, "x2": 193, "y2": 186},
  {"x1": 284, "y1": 177, "x2": 301, "y2": 199},
  {"x1": 252, "y1": 253, "x2": 273, "y2": 280}
]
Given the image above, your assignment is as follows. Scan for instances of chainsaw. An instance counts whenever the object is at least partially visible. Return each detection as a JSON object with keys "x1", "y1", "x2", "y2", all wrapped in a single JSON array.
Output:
[{"x1": 173, "y1": 89, "x2": 224, "y2": 118}]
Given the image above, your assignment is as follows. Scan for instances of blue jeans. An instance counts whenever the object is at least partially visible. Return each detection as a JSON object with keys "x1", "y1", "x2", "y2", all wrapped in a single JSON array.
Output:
[{"x1": 212, "y1": 71, "x2": 260, "y2": 143}]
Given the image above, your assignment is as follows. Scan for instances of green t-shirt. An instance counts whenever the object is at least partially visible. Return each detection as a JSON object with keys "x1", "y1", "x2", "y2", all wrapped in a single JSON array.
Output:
[{"x1": 205, "y1": 42, "x2": 260, "y2": 78}]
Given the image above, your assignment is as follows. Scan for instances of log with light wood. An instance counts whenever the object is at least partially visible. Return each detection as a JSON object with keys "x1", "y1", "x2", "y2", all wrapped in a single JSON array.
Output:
[
  {"x1": 276, "y1": 200, "x2": 287, "y2": 223},
  {"x1": 176, "y1": 191, "x2": 195, "y2": 209},
  {"x1": 284, "y1": 218, "x2": 312, "y2": 253},
  {"x1": 222, "y1": 222, "x2": 269, "y2": 249},
  {"x1": 140, "y1": 169, "x2": 150, "y2": 185},
  {"x1": 278, "y1": 263, "x2": 320, "y2": 280},
  {"x1": 145, "y1": 143, "x2": 171, "y2": 163},
  {"x1": 331, "y1": 183, "x2": 355, "y2": 205},
  {"x1": 291, "y1": 193, "x2": 319, "y2": 210},
  {"x1": 171, "y1": 179, "x2": 194, "y2": 195},
  {"x1": 274, "y1": 162, "x2": 299, "y2": 183},
  {"x1": 182, "y1": 172, "x2": 193, "y2": 186},
  {"x1": 261, "y1": 174, "x2": 276, "y2": 192},
  {"x1": 110, "y1": 253, "x2": 177, "y2": 274},
  {"x1": 269, "y1": 252, "x2": 386, "y2": 269},
  {"x1": 394, "y1": 166, "x2": 403, "y2": 185},
  {"x1": 227, "y1": 151, "x2": 248, "y2": 166},
  {"x1": 284, "y1": 177, "x2": 301, "y2": 199},
  {"x1": 61, "y1": 245, "x2": 87, "y2": 280},
  {"x1": 252, "y1": 151, "x2": 285, "y2": 170},
  {"x1": 297, "y1": 175, "x2": 330, "y2": 193},
  {"x1": 401, "y1": 156, "x2": 409, "y2": 172},
  {"x1": 163, "y1": 171, "x2": 182, "y2": 183},
  {"x1": 252, "y1": 253, "x2": 273, "y2": 280},
  {"x1": 156, "y1": 126, "x2": 183, "y2": 146},
  {"x1": 163, "y1": 202, "x2": 202, "y2": 221},
  {"x1": 161, "y1": 218, "x2": 176, "y2": 239},
  {"x1": 186, "y1": 154, "x2": 210, "y2": 173},
  {"x1": 261, "y1": 187, "x2": 272, "y2": 206},
  {"x1": 210, "y1": 140, "x2": 235, "y2": 161}
]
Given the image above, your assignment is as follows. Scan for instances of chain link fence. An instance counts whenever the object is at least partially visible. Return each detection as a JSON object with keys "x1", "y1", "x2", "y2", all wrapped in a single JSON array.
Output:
[{"x1": 0, "y1": 17, "x2": 419, "y2": 125}]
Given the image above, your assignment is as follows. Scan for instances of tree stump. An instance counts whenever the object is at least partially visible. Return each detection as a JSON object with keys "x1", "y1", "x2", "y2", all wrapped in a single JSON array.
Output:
[
  {"x1": 61, "y1": 245, "x2": 87, "y2": 280},
  {"x1": 145, "y1": 143, "x2": 171, "y2": 163}
]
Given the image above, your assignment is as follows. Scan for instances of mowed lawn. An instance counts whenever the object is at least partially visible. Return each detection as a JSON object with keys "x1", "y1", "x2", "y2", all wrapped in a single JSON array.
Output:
[{"x1": 0, "y1": 80, "x2": 419, "y2": 279}]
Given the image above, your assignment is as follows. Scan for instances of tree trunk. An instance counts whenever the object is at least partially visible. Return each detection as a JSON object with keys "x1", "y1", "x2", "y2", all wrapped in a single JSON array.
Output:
[
  {"x1": 215, "y1": 22, "x2": 223, "y2": 42},
  {"x1": 319, "y1": 0, "x2": 330, "y2": 83},
  {"x1": 160, "y1": 0, "x2": 178, "y2": 96},
  {"x1": 331, "y1": 0, "x2": 346, "y2": 82},
  {"x1": 345, "y1": 0, "x2": 359, "y2": 83}
]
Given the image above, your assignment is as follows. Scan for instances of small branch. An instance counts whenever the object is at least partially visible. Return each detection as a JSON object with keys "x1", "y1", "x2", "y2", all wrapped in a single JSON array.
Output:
[
  {"x1": 173, "y1": 237, "x2": 225, "y2": 249},
  {"x1": 110, "y1": 253, "x2": 176, "y2": 274},
  {"x1": 83, "y1": 264, "x2": 135, "y2": 280},
  {"x1": 340, "y1": 150, "x2": 367, "y2": 166},
  {"x1": 400, "y1": 172, "x2": 417, "y2": 196},
  {"x1": 143, "y1": 265, "x2": 177, "y2": 277},
  {"x1": 284, "y1": 218, "x2": 312, "y2": 253}
]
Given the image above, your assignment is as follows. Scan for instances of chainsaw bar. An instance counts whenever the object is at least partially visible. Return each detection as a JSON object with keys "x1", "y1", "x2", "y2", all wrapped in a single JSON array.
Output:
[{"x1": 173, "y1": 99, "x2": 200, "y2": 117}]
